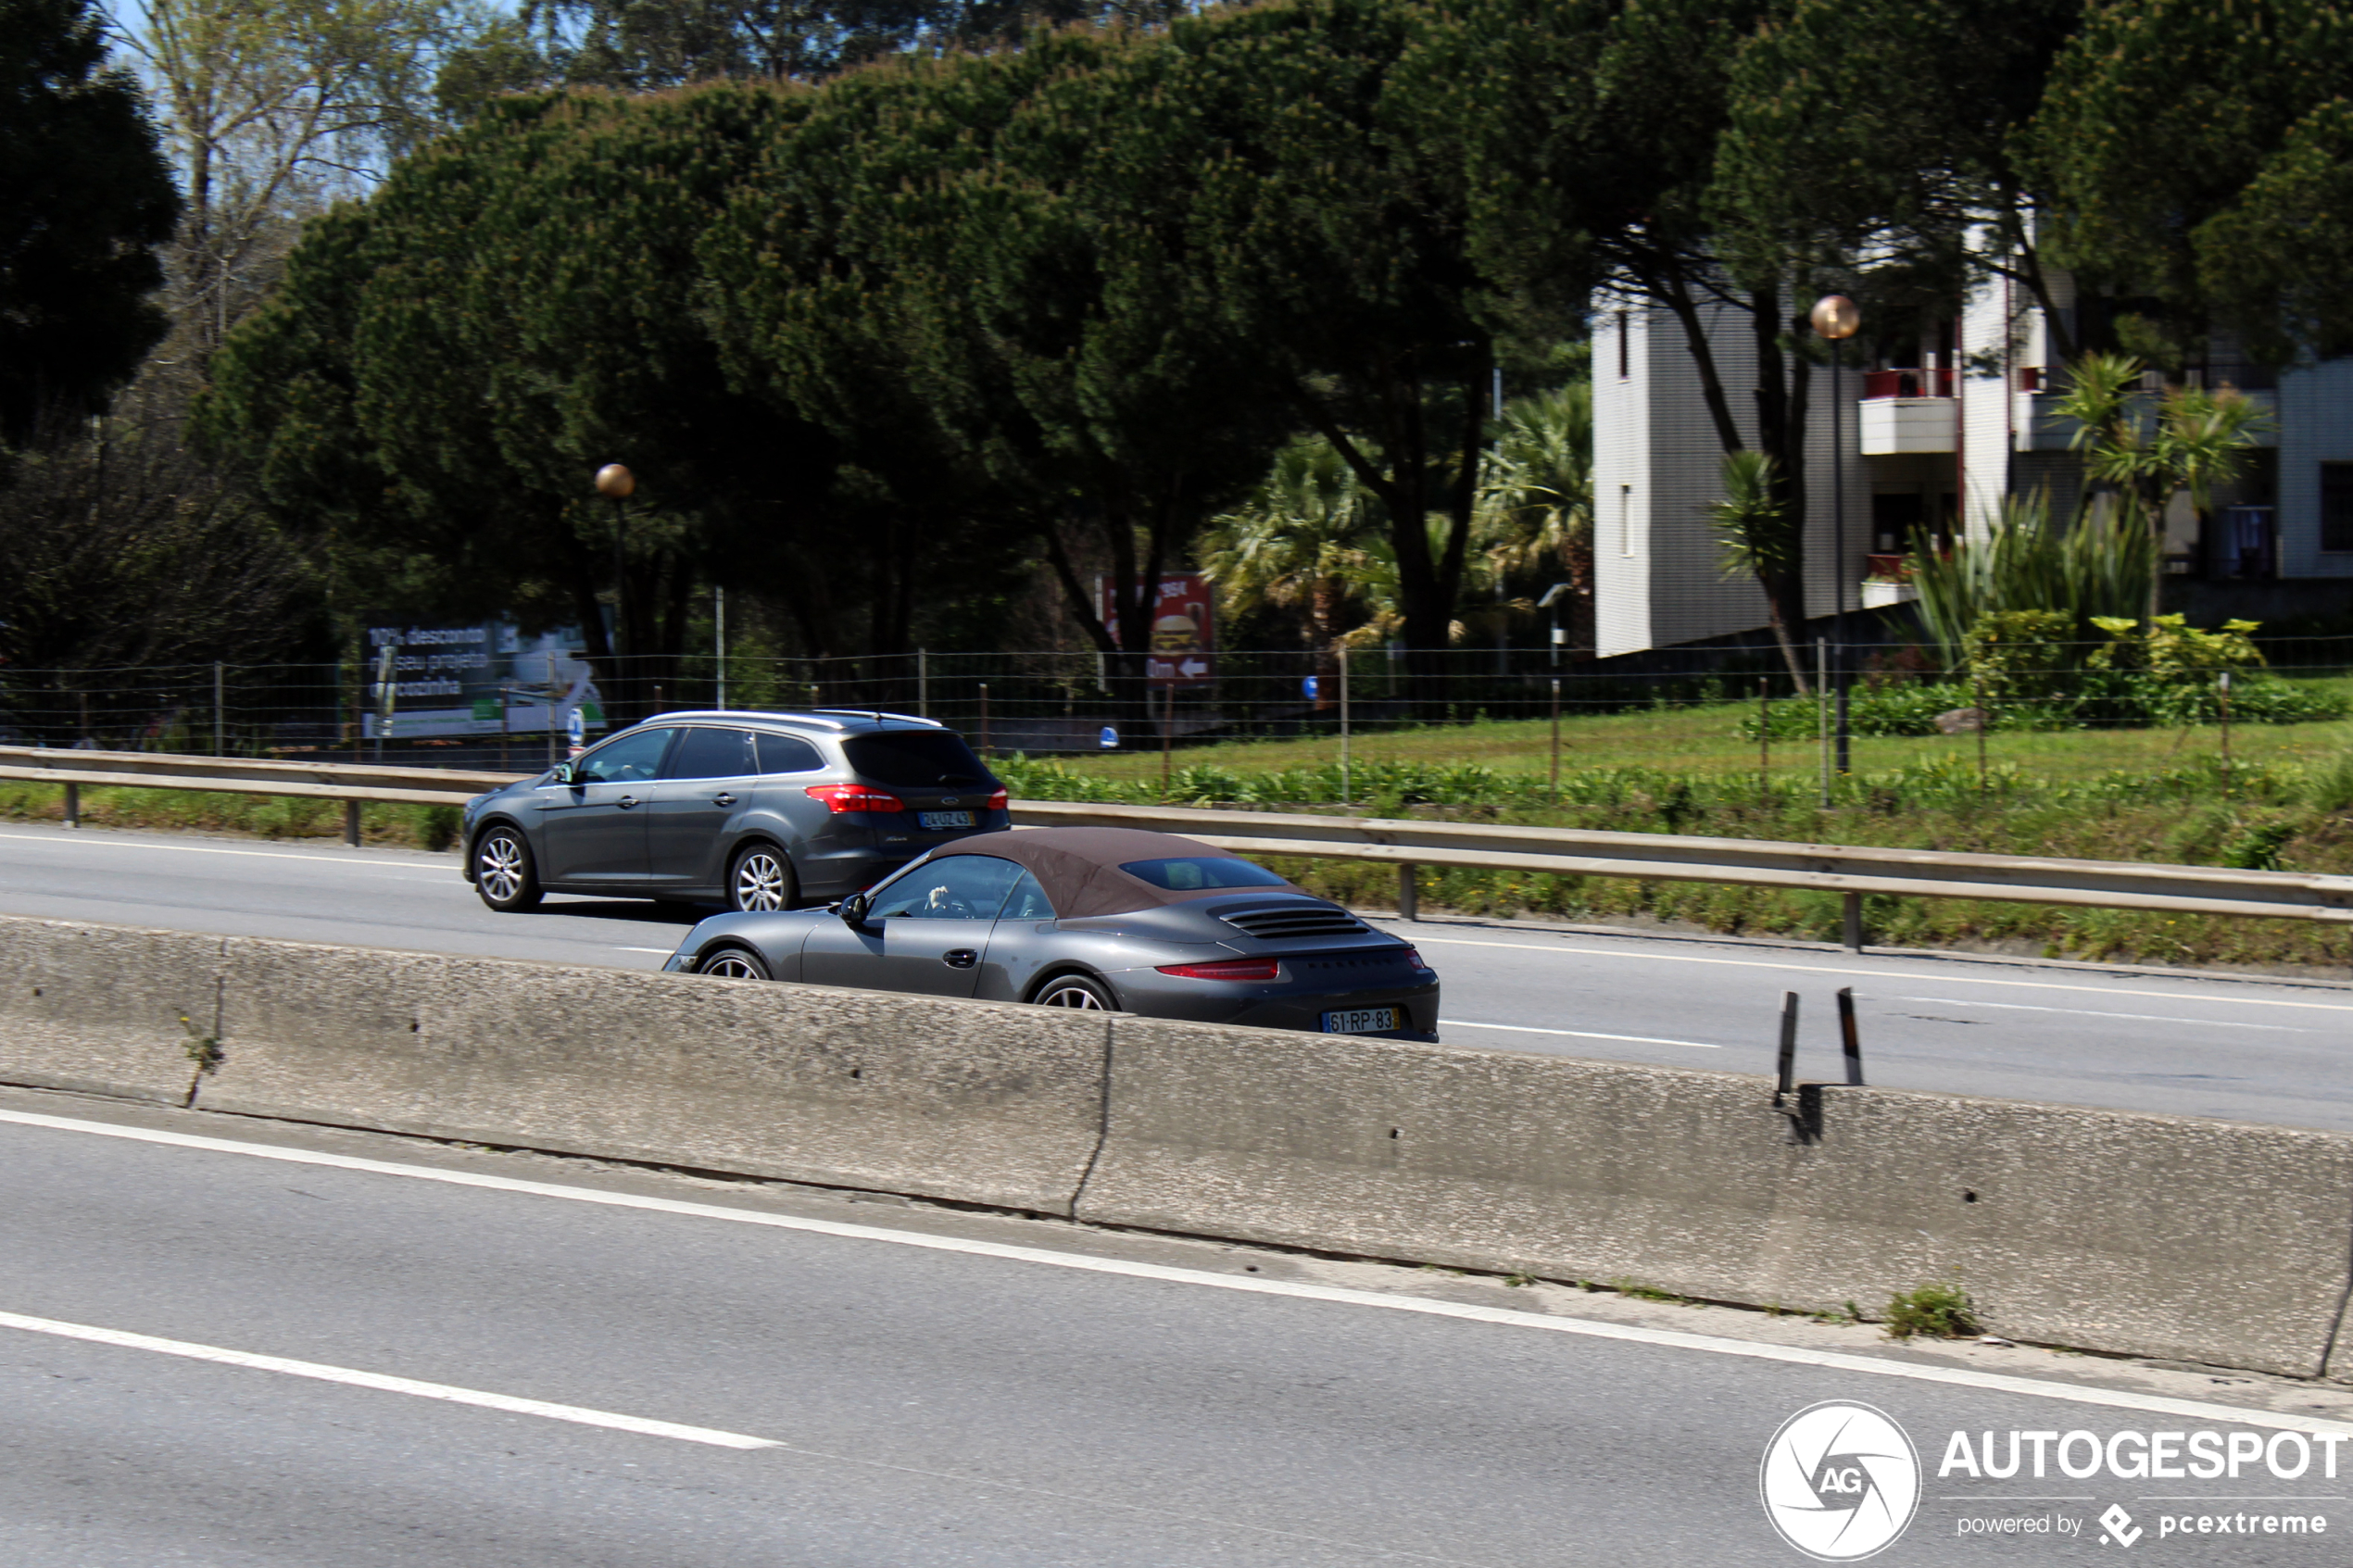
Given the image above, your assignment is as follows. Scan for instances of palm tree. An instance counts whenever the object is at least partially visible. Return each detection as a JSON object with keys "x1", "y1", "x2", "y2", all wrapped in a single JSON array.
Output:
[
  {"x1": 1710, "y1": 450, "x2": 1811, "y2": 691},
  {"x1": 2053, "y1": 354, "x2": 2272, "y2": 620},
  {"x1": 1198, "y1": 437, "x2": 1384, "y2": 655},
  {"x1": 1477, "y1": 384, "x2": 1593, "y2": 656}
]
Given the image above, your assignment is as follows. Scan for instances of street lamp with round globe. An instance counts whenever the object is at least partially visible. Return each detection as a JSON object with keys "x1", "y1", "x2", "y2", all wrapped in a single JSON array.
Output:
[
  {"x1": 596, "y1": 464, "x2": 635, "y2": 711},
  {"x1": 1812, "y1": 294, "x2": 1859, "y2": 780}
]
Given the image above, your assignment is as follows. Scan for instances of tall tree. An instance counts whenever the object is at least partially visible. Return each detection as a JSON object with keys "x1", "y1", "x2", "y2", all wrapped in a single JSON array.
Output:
[
  {"x1": 2024, "y1": 0, "x2": 2353, "y2": 366},
  {"x1": 1146, "y1": 0, "x2": 1497, "y2": 672},
  {"x1": 0, "y1": 0, "x2": 179, "y2": 444},
  {"x1": 117, "y1": 0, "x2": 462, "y2": 361},
  {"x1": 202, "y1": 86, "x2": 833, "y2": 709}
]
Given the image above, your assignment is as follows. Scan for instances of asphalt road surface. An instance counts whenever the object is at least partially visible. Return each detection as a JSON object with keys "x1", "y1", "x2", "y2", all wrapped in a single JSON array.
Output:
[
  {"x1": 5, "y1": 1085, "x2": 2349, "y2": 1567},
  {"x1": 2, "y1": 821, "x2": 2349, "y2": 1132}
]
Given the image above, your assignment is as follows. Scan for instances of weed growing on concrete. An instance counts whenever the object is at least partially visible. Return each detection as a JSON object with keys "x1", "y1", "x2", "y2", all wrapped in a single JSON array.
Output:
[
  {"x1": 1611, "y1": 1277, "x2": 1687, "y2": 1304},
  {"x1": 177, "y1": 1012, "x2": 221, "y2": 1073},
  {"x1": 1504, "y1": 1273, "x2": 1537, "y2": 1288},
  {"x1": 1884, "y1": 1280, "x2": 1981, "y2": 1339}
]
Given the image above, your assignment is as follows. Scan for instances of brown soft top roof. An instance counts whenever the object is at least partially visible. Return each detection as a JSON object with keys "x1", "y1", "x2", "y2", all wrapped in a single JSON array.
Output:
[{"x1": 928, "y1": 827, "x2": 1309, "y2": 919}]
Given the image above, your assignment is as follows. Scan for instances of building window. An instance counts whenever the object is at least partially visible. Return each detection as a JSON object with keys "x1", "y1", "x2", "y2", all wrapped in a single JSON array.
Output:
[
  {"x1": 1619, "y1": 484, "x2": 1633, "y2": 556},
  {"x1": 2323, "y1": 463, "x2": 2353, "y2": 553},
  {"x1": 1617, "y1": 311, "x2": 1629, "y2": 380}
]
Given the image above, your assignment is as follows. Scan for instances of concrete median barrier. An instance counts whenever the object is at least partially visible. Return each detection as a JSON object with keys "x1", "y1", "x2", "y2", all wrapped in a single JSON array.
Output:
[
  {"x1": 6, "y1": 909, "x2": 2349, "y2": 1374},
  {"x1": 195, "y1": 936, "x2": 1111, "y2": 1215},
  {"x1": 0, "y1": 916, "x2": 221, "y2": 1104},
  {"x1": 1074, "y1": 1019, "x2": 2353, "y2": 1378}
]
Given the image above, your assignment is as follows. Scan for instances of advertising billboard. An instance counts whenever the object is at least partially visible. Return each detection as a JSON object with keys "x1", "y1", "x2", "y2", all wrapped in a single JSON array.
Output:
[
  {"x1": 1095, "y1": 574, "x2": 1216, "y2": 685},
  {"x1": 359, "y1": 622, "x2": 610, "y2": 741}
]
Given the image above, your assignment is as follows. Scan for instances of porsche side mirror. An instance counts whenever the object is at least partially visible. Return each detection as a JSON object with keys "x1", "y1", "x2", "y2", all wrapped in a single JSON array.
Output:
[{"x1": 837, "y1": 892, "x2": 872, "y2": 928}]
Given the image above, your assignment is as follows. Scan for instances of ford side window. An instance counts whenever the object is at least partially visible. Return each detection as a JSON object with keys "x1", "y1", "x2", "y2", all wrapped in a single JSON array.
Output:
[
  {"x1": 755, "y1": 734, "x2": 825, "y2": 774},
  {"x1": 573, "y1": 727, "x2": 673, "y2": 784},
  {"x1": 661, "y1": 727, "x2": 755, "y2": 781}
]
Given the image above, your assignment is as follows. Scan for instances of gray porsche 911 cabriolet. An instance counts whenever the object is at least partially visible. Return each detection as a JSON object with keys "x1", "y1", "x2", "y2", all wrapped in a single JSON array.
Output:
[{"x1": 662, "y1": 826, "x2": 1439, "y2": 1040}]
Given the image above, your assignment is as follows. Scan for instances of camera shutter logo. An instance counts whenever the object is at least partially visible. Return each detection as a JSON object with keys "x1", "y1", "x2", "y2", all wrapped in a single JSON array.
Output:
[{"x1": 1759, "y1": 1401, "x2": 1921, "y2": 1560}]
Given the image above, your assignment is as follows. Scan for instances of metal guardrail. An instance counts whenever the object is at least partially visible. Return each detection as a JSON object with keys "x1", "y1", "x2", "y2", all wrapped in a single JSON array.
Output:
[
  {"x1": 1011, "y1": 799, "x2": 2353, "y2": 945},
  {"x1": 0, "y1": 746, "x2": 531, "y2": 846},
  {"x1": 6, "y1": 749, "x2": 2347, "y2": 942}
]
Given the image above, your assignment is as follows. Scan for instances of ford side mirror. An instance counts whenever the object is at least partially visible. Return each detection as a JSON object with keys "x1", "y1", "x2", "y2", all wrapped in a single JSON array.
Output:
[
  {"x1": 837, "y1": 892, "x2": 872, "y2": 928},
  {"x1": 551, "y1": 762, "x2": 580, "y2": 786}
]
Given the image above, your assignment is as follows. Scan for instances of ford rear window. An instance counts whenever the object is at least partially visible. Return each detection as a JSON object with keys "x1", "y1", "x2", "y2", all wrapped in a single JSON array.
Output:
[{"x1": 843, "y1": 730, "x2": 992, "y2": 789}]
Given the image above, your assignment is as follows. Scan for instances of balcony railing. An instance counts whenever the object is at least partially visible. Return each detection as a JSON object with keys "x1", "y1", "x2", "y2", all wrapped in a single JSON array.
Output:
[{"x1": 1861, "y1": 367, "x2": 1954, "y2": 399}]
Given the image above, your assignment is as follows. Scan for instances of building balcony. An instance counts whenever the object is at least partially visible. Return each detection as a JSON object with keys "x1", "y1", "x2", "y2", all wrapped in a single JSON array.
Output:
[{"x1": 1858, "y1": 371, "x2": 1957, "y2": 455}]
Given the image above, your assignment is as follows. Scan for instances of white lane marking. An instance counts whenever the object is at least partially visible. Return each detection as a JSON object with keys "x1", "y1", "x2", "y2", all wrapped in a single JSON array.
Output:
[
  {"x1": 0, "y1": 1307, "x2": 774, "y2": 1449},
  {"x1": 0, "y1": 828, "x2": 449, "y2": 872},
  {"x1": 4, "y1": 1107, "x2": 2347, "y2": 1437},
  {"x1": 1897, "y1": 997, "x2": 2313, "y2": 1033},
  {"x1": 1442, "y1": 1020, "x2": 1719, "y2": 1049},
  {"x1": 1403, "y1": 934, "x2": 2353, "y2": 1016}
]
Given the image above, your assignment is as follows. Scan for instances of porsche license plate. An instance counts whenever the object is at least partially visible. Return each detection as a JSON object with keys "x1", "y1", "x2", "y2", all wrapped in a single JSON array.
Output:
[
  {"x1": 1322, "y1": 1007, "x2": 1400, "y2": 1035},
  {"x1": 918, "y1": 810, "x2": 975, "y2": 830}
]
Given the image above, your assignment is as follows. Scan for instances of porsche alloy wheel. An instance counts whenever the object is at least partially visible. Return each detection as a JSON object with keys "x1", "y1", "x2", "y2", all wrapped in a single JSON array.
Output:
[{"x1": 1035, "y1": 975, "x2": 1115, "y2": 1010}]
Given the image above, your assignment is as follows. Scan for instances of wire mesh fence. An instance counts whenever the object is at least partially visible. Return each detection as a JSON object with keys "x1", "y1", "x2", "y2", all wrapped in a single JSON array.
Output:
[{"x1": 5, "y1": 635, "x2": 2351, "y2": 785}]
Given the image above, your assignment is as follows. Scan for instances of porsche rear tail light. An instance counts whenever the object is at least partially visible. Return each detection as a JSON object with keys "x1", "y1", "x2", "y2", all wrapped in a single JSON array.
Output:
[
  {"x1": 804, "y1": 783, "x2": 904, "y2": 813},
  {"x1": 1402, "y1": 947, "x2": 1428, "y2": 969},
  {"x1": 985, "y1": 787, "x2": 1008, "y2": 811},
  {"x1": 1155, "y1": 958, "x2": 1282, "y2": 982}
]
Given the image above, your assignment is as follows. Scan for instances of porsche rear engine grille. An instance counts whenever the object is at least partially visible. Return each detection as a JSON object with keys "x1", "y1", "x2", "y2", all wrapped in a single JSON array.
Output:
[{"x1": 1219, "y1": 906, "x2": 1369, "y2": 940}]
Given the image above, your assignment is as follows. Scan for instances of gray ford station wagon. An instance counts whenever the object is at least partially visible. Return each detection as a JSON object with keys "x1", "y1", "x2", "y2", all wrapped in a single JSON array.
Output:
[{"x1": 459, "y1": 709, "x2": 1007, "y2": 913}]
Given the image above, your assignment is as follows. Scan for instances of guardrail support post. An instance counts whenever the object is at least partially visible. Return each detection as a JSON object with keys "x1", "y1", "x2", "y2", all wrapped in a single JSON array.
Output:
[
  {"x1": 61, "y1": 781, "x2": 78, "y2": 829},
  {"x1": 1836, "y1": 986, "x2": 1864, "y2": 1085},
  {"x1": 344, "y1": 799, "x2": 361, "y2": 847},
  {"x1": 1842, "y1": 891, "x2": 1864, "y2": 952},
  {"x1": 1397, "y1": 863, "x2": 1418, "y2": 922}
]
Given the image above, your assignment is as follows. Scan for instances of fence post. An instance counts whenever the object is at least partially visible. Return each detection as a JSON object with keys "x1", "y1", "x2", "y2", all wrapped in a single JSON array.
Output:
[
  {"x1": 344, "y1": 799, "x2": 361, "y2": 847},
  {"x1": 978, "y1": 683, "x2": 990, "y2": 756},
  {"x1": 1549, "y1": 677, "x2": 1563, "y2": 804},
  {"x1": 1397, "y1": 863, "x2": 1418, "y2": 922},
  {"x1": 61, "y1": 782, "x2": 79, "y2": 830},
  {"x1": 214, "y1": 661, "x2": 225, "y2": 756},
  {"x1": 1339, "y1": 647, "x2": 1351, "y2": 808},
  {"x1": 1842, "y1": 891, "x2": 1865, "y2": 953},
  {"x1": 1757, "y1": 677, "x2": 1769, "y2": 807},
  {"x1": 917, "y1": 648, "x2": 928, "y2": 718},
  {"x1": 2220, "y1": 669, "x2": 2233, "y2": 797}
]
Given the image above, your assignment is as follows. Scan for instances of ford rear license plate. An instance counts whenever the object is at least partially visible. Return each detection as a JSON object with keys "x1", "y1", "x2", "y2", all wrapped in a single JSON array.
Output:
[
  {"x1": 918, "y1": 810, "x2": 975, "y2": 831},
  {"x1": 1322, "y1": 1007, "x2": 1399, "y2": 1035}
]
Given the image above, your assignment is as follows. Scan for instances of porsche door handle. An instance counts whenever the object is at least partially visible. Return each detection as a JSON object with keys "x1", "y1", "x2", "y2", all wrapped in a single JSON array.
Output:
[
  {"x1": 943, "y1": 949, "x2": 979, "y2": 970},
  {"x1": 711, "y1": 792, "x2": 736, "y2": 807}
]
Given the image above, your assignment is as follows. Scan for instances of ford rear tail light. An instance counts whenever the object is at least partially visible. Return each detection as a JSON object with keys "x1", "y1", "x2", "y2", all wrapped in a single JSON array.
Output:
[
  {"x1": 1155, "y1": 958, "x2": 1281, "y2": 981},
  {"x1": 804, "y1": 784, "x2": 904, "y2": 813},
  {"x1": 985, "y1": 787, "x2": 1008, "y2": 811}
]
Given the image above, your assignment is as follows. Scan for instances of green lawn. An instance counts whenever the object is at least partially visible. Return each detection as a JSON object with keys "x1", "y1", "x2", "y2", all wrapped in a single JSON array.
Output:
[{"x1": 1065, "y1": 677, "x2": 2353, "y2": 793}]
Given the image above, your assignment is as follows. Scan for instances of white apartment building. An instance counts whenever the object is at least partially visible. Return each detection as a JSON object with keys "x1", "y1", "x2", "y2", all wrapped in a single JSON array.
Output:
[{"x1": 1592, "y1": 270, "x2": 2353, "y2": 658}]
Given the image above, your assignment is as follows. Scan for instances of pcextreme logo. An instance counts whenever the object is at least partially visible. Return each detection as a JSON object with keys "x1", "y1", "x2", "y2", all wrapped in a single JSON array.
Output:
[{"x1": 1760, "y1": 1401, "x2": 1923, "y2": 1561}]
